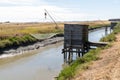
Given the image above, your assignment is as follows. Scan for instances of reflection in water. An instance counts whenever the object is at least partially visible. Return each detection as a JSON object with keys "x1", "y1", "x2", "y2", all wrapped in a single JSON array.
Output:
[{"x1": 0, "y1": 27, "x2": 111, "y2": 80}]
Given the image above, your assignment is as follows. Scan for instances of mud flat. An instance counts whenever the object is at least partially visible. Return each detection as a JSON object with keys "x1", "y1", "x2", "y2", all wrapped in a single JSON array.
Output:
[{"x1": 0, "y1": 37, "x2": 63, "y2": 58}]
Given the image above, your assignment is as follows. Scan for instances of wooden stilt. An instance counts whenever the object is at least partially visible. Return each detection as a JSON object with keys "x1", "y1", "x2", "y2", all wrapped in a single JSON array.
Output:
[
  {"x1": 63, "y1": 51, "x2": 66, "y2": 63},
  {"x1": 78, "y1": 48, "x2": 80, "y2": 57},
  {"x1": 68, "y1": 48, "x2": 71, "y2": 63},
  {"x1": 76, "y1": 49, "x2": 78, "y2": 59}
]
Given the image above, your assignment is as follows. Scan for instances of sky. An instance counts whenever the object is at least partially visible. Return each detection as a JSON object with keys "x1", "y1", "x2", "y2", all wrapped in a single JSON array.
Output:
[{"x1": 0, "y1": 0, "x2": 120, "y2": 22}]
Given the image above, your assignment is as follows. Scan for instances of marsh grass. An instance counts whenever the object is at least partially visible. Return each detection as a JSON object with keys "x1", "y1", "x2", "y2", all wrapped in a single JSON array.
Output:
[
  {"x1": 0, "y1": 35, "x2": 37, "y2": 49},
  {"x1": 0, "y1": 21, "x2": 110, "y2": 39},
  {"x1": 0, "y1": 23, "x2": 64, "y2": 39}
]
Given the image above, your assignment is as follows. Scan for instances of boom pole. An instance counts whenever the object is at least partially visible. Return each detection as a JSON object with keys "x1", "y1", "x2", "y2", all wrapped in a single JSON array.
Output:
[{"x1": 44, "y1": 9, "x2": 59, "y2": 29}]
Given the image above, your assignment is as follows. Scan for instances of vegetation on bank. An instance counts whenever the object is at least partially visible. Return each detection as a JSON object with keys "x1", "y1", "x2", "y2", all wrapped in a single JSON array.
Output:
[
  {"x1": 58, "y1": 48, "x2": 101, "y2": 80},
  {"x1": 57, "y1": 22, "x2": 120, "y2": 80},
  {"x1": 58, "y1": 45, "x2": 113, "y2": 80},
  {"x1": 0, "y1": 35, "x2": 37, "y2": 50},
  {"x1": 100, "y1": 22, "x2": 120, "y2": 42},
  {"x1": 0, "y1": 23, "x2": 64, "y2": 50}
]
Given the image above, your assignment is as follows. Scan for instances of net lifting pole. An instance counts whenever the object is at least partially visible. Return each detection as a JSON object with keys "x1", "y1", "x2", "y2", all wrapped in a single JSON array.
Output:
[{"x1": 44, "y1": 9, "x2": 59, "y2": 29}]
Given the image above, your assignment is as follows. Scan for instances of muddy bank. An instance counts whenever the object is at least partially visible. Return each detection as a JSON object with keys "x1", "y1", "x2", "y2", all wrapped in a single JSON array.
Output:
[{"x1": 0, "y1": 37, "x2": 63, "y2": 57}]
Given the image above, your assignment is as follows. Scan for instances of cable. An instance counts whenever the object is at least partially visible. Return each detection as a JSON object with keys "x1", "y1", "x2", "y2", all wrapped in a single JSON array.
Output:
[{"x1": 44, "y1": 9, "x2": 59, "y2": 29}]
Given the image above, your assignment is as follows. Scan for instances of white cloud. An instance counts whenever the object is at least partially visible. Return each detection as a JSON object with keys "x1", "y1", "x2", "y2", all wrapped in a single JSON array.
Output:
[
  {"x1": 0, "y1": 0, "x2": 35, "y2": 3},
  {"x1": 0, "y1": 0, "x2": 45, "y2": 6},
  {"x1": 0, "y1": 0, "x2": 97, "y2": 22},
  {"x1": 0, "y1": 5, "x2": 95, "y2": 22},
  {"x1": 43, "y1": 7, "x2": 95, "y2": 21}
]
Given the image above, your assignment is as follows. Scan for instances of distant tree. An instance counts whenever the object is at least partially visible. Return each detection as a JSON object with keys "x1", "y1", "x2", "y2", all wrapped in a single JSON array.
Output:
[{"x1": 5, "y1": 21, "x2": 10, "y2": 23}]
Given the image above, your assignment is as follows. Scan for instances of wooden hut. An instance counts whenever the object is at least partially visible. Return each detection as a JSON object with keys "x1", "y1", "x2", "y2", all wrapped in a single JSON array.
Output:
[
  {"x1": 64, "y1": 24, "x2": 88, "y2": 48},
  {"x1": 62, "y1": 24, "x2": 89, "y2": 63}
]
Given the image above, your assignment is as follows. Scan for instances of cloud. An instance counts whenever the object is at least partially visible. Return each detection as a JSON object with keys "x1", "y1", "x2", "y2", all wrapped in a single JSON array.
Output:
[
  {"x1": 0, "y1": 5, "x2": 95, "y2": 22},
  {"x1": 38, "y1": 6, "x2": 94, "y2": 21},
  {"x1": 0, "y1": 0, "x2": 46, "y2": 6}
]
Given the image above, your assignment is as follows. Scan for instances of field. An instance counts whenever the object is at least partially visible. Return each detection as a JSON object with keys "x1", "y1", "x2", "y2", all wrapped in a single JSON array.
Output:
[
  {"x1": 0, "y1": 20, "x2": 110, "y2": 39},
  {"x1": 0, "y1": 22, "x2": 64, "y2": 39}
]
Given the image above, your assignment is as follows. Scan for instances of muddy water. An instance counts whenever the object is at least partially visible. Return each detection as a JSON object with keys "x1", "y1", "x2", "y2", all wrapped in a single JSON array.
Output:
[{"x1": 0, "y1": 27, "x2": 111, "y2": 80}]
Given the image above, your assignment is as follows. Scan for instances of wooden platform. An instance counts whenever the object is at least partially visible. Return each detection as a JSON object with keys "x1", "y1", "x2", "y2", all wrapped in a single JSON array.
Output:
[{"x1": 88, "y1": 41, "x2": 108, "y2": 47}]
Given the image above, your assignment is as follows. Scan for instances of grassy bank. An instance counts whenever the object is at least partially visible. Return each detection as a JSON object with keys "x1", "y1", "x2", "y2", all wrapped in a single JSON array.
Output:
[
  {"x1": 0, "y1": 22, "x2": 64, "y2": 50},
  {"x1": 57, "y1": 22, "x2": 120, "y2": 80},
  {"x1": 0, "y1": 35, "x2": 37, "y2": 51},
  {"x1": 58, "y1": 48, "x2": 102, "y2": 80},
  {"x1": 100, "y1": 22, "x2": 120, "y2": 42}
]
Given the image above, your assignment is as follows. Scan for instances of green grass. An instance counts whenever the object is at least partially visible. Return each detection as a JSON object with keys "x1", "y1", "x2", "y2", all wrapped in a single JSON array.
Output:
[
  {"x1": 0, "y1": 35, "x2": 37, "y2": 49},
  {"x1": 100, "y1": 33, "x2": 116, "y2": 42},
  {"x1": 113, "y1": 23, "x2": 120, "y2": 34}
]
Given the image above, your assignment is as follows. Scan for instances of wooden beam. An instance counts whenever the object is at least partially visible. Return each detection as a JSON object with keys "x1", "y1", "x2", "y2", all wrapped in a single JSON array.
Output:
[{"x1": 88, "y1": 42, "x2": 108, "y2": 47}]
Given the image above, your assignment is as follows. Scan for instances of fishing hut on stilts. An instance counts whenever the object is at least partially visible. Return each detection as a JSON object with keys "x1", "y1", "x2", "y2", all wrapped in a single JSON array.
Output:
[{"x1": 62, "y1": 24, "x2": 89, "y2": 63}]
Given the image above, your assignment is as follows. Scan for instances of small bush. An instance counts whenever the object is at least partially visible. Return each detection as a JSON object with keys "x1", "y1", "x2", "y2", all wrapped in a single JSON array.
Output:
[
  {"x1": 101, "y1": 22, "x2": 120, "y2": 42},
  {"x1": 0, "y1": 39, "x2": 12, "y2": 48},
  {"x1": 9, "y1": 37, "x2": 20, "y2": 45},
  {"x1": 113, "y1": 23, "x2": 120, "y2": 34},
  {"x1": 23, "y1": 35, "x2": 36, "y2": 42},
  {"x1": 100, "y1": 33, "x2": 116, "y2": 42},
  {"x1": 83, "y1": 48, "x2": 101, "y2": 62}
]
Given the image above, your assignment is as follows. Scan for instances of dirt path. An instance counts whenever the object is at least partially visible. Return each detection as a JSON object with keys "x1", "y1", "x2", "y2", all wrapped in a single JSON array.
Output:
[{"x1": 74, "y1": 34, "x2": 120, "y2": 80}]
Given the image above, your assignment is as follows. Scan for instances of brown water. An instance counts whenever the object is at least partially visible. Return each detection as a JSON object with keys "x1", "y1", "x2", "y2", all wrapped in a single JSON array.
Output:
[{"x1": 0, "y1": 27, "x2": 111, "y2": 80}]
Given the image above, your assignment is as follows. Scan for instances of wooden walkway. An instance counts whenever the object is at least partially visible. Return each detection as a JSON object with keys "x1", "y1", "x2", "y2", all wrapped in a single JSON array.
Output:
[{"x1": 88, "y1": 41, "x2": 108, "y2": 47}]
